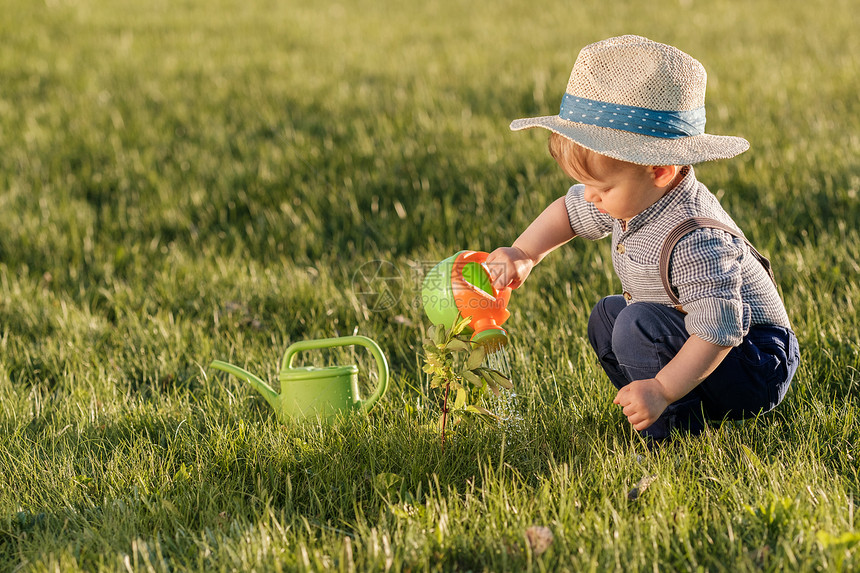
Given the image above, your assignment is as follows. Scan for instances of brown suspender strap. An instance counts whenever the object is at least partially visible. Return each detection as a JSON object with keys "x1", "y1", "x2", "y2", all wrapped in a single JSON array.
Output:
[{"x1": 658, "y1": 217, "x2": 777, "y2": 307}]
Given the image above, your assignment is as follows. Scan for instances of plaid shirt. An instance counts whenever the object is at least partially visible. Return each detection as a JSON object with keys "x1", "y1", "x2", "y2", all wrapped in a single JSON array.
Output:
[{"x1": 564, "y1": 167, "x2": 791, "y2": 347}]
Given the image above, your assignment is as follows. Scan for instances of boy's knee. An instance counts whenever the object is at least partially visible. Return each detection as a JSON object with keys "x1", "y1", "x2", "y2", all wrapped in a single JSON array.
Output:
[
  {"x1": 587, "y1": 295, "x2": 627, "y2": 350},
  {"x1": 611, "y1": 303, "x2": 686, "y2": 353}
]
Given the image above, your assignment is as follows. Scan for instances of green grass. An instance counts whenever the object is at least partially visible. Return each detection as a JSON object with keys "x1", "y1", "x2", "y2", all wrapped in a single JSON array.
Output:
[{"x1": 1, "y1": 0, "x2": 859, "y2": 570}]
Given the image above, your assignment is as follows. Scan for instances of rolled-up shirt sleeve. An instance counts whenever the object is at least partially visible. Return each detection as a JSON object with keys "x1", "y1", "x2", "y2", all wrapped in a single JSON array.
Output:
[
  {"x1": 564, "y1": 184, "x2": 613, "y2": 240},
  {"x1": 670, "y1": 228, "x2": 751, "y2": 347}
]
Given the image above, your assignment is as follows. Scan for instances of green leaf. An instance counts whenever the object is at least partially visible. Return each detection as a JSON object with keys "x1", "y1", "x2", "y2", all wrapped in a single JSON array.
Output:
[
  {"x1": 432, "y1": 325, "x2": 447, "y2": 346},
  {"x1": 465, "y1": 346, "x2": 485, "y2": 370},
  {"x1": 461, "y1": 370, "x2": 482, "y2": 388},
  {"x1": 478, "y1": 370, "x2": 501, "y2": 396},
  {"x1": 445, "y1": 338, "x2": 471, "y2": 352},
  {"x1": 452, "y1": 315, "x2": 472, "y2": 336},
  {"x1": 484, "y1": 368, "x2": 513, "y2": 389},
  {"x1": 740, "y1": 444, "x2": 764, "y2": 473},
  {"x1": 465, "y1": 405, "x2": 500, "y2": 422},
  {"x1": 452, "y1": 388, "x2": 467, "y2": 410}
]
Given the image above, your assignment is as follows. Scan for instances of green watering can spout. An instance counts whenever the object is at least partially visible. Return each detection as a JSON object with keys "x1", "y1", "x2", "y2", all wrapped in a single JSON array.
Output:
[
  {"x1": 208, "y1": 335, "x2": 389, "y2": 423},
  {"x1": 209, "y1": 360, "x2": 280, "y2": 410}
]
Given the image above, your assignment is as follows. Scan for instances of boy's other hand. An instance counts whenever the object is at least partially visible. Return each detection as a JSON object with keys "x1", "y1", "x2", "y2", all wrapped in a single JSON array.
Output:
[
  {"x1": 613, "y1": 378, "x2": 671, "y2": 431},
  {"x1": 486, "y1": 246, "x2": 535, "y2": 290}
]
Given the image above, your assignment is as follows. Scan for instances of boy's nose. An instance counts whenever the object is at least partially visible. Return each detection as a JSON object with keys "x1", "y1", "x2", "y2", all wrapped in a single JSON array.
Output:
[{"x1": 583, "y1": 188, "x2": 597, "y2": 203}]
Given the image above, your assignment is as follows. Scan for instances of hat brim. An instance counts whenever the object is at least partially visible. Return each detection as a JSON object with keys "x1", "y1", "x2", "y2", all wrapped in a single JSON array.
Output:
[{"x1": 510, "y1": 115, "x2": 749, "y2": 165}]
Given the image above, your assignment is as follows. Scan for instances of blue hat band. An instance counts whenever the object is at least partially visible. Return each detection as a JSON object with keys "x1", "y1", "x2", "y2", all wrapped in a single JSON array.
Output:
[{"x1": 559, "y1": 93, "x2": 706, "y2": 139}]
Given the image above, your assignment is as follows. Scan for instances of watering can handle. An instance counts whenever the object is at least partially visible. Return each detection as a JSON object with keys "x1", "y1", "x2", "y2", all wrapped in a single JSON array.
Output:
[{"x1": 281, "y1": 335, "x2": 390, "y2": 413}]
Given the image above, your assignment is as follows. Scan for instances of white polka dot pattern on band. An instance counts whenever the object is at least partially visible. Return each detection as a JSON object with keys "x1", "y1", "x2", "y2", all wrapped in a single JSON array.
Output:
[{"x1": 559, "y1": 93, "x2": 706, "y2": 139}]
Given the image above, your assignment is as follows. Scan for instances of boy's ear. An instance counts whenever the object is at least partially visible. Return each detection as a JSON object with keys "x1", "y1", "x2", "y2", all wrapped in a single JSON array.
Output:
[{"x1": 650, "y1": 165, "x2": 679, "y2": 187}]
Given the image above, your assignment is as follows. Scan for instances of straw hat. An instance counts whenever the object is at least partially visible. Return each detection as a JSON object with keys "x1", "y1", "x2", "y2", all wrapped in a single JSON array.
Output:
[{"x1": 510, "y1": 35, "x2": 749, "y2": 165}]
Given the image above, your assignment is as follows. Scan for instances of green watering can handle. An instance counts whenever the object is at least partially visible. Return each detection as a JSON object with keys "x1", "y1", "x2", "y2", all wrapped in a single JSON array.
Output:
[{"x1": 281, "y1": 335, "x2": 390, "y2": 413}]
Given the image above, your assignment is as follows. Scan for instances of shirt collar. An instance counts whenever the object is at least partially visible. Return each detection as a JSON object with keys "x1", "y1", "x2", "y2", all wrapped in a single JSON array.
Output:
[{"x1": 622, "y1": 166, "x2": 696, "y2": 233}]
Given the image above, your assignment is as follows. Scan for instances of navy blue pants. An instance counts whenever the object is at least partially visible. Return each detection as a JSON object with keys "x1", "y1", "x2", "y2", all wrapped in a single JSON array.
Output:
[{"x1": 587, "y1": 295, "x2": 800, "y2": 440}]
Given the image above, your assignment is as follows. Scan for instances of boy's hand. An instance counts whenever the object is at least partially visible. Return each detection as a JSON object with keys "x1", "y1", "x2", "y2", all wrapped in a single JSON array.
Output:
[
  {"x1": 486, "y1": 246, "x2": 535, "y2": 290},
  {"x1": 613, "y1": 378, "x2": 671, "y2": 431}
]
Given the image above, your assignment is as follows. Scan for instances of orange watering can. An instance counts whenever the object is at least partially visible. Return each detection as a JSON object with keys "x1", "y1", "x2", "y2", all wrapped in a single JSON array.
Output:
[{"x1": 421, "y1": 250, "x2": 511, "y2": 349}]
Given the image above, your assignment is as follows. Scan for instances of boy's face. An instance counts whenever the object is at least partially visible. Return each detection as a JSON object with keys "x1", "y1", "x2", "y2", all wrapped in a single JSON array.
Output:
[{"x1": 555, "y1": 149, "x2": 674, "y2": 222}]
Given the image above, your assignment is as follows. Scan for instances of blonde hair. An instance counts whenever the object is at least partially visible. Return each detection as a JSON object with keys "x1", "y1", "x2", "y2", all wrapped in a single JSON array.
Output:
[{"x1": 548, "y1": 132, "x2": 649, "y2": 181}]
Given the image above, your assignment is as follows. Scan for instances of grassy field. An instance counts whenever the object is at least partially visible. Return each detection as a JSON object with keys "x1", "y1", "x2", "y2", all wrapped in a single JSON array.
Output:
[{"x1": 1, "y1": 0, "x2": 859, "y2": 570}]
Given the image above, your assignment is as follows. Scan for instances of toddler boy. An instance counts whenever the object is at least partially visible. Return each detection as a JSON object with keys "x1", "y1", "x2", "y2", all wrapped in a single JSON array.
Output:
[{"x1": 487, "y1": 36, "x2": 800, "y2": 439}]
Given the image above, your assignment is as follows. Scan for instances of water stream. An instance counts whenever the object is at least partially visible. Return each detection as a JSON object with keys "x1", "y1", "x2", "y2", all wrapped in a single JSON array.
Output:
[{"x1": 483, "y1": 344, "x2": 512, "y2": 379}]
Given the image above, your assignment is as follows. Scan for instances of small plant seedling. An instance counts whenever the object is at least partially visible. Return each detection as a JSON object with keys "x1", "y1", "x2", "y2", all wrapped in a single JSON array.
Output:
[{"x1": 421, "y1": 315, "x2": 513, "y2": 449}]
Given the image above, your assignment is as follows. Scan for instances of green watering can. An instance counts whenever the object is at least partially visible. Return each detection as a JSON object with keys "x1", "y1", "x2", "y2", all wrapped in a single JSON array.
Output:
[{"x1": 209, "y1": 336, "x2": 389, "y2": 423}]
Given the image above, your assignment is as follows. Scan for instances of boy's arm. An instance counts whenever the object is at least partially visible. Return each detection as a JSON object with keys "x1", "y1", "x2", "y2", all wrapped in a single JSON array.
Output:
[
  {"x1": 613, "y1": 335, "x2": 732, "y2": 431},
  {"x1": 486, "y1": 196, "x2": 575, "y2": 290}
]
